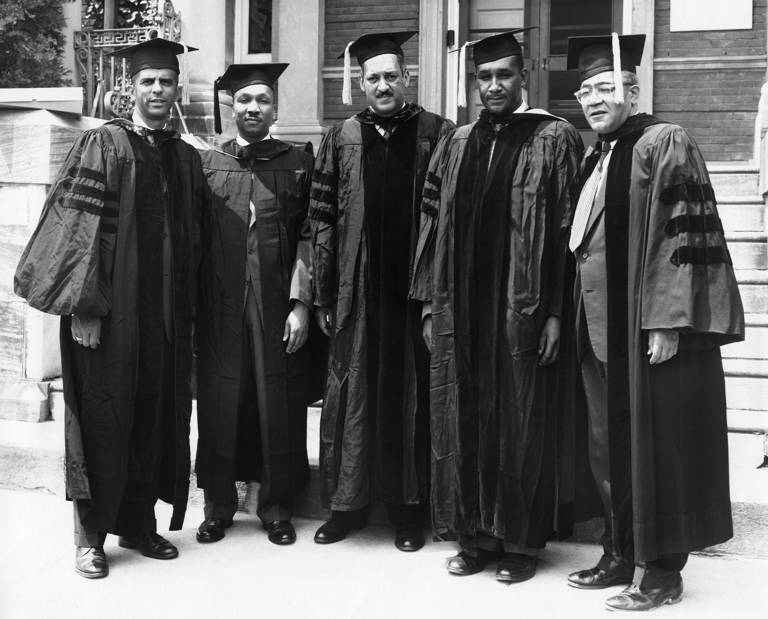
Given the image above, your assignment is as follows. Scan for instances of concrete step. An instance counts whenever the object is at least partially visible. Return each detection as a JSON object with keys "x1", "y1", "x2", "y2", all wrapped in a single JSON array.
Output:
[
  {"x1": 725, "y1": 374, "x2": 768, "y2": 411},
  {"x1": 723, "y1": 357, "x2": 768, "y2": 378},
  {"x1": 718, "y1": 195, "x2": 766, "y2": 233},
  {"x1": 722, "y1": 318, "x2": 768, "y2": 360},
  {"x1": 736, "y1": 271, "x2": 768, "y2": 314},
  {"x1": 727, "y1": 234, "x2": 768, "y2": 270},
  {"x1": 729, "y1": 409, "x2": 768, "y2": 433},
  {"x1": 709, "y1": 167, "x2": 759, "y2": 197}
]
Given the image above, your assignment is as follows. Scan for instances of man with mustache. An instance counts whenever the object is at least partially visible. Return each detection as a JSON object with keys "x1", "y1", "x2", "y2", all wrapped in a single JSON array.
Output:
[
  {"x1": 194, "y1": 63, "x2": 320, "y2": 547},
  {"x1": 309, "y1": 31, "x2": 453, "y2": 550},
  {"x1": 15, "y1": 38, "x2": 206, "y2": 578},
  {"x1": 565, "y1": 34, "x2": 744, "y2": 611},
  {"x1": 409, "y1": 29, "x2": 582, "y2": 582}
]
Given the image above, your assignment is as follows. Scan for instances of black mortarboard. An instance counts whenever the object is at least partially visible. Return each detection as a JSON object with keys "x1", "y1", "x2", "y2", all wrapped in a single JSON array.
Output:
[
  {"x1": 338, "y1": 31, "x2": 417, "y2": 66},
  {"x1": 108, "y1": 37, "x2": 198, "y2": 76},
  {"x1": 213, "y1": 63, "x2": 288, "y2": 134},
  {"x1": 470, "y1": 27, "x2": 536, "y2": 66},
  {"x1": 567, "y1": 34, "x2": 645, "y2": 82},
  {"x1": 338, "y1": 31, "x2": 417, "y2": 105}
]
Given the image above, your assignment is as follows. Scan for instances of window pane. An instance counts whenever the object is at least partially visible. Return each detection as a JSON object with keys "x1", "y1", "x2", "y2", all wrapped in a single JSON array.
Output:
[
  {"x1": 248, "y1": 0, "x2": 273, "y2": 54},
  {"x1": 550, "y1": 0, "x2": 612, "y2": 55}
]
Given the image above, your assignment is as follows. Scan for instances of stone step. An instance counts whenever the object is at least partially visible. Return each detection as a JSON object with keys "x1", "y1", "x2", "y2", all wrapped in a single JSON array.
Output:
[
  {"x1": 725, "y1": 374, "x2": 768, "y2": 412},
  {"x1": 727, "y1": 237, "x2": 768, "y2": 270},
  {"x1": 728, "y1": 409, "x2": 768, "y2": 433},
  {"x1": 718, "y1": 198, "x2": 766, "y2": 233},
  {"x1": 736, "y1": 273, "x2": 768, "y2": 314},
  {"x1": 708, "y1": 167, "x2": 759, "y2": 197},
  {"x1": 722, "y1": 320, "x2": 768, "y2": 360},
  {"x1": 723, "y1": 357, "x2": 768, "y2": 378}
]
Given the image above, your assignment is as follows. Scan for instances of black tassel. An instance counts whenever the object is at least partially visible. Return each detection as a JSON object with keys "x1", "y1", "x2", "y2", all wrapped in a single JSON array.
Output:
[{"x1": 213, "y1": 76, "x2": 222, "y2": 134}]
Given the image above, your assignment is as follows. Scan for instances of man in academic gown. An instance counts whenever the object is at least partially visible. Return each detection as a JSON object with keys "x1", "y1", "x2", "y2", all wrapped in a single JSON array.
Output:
[
  {"x1": 409, "y1": 30, "x2": 583, "y2": 583},
  {"x1": 14, "y1": 39, "x2": 206, "y2": 578},
  {"x1": 195, "y1": 63, "x2": 317, "y2": 546},
  {"x1": 309, "y1": 31, "x2": 454, "y2": 550},
  {"x1": 565, "y1": 34, "x2": 744, "y2": 611}
]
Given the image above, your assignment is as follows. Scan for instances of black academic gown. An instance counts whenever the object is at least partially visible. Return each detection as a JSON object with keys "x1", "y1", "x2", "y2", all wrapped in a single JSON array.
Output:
[
  {"x1": 196, "y1": 138, "x2": 319, "y2": 507},
  {"x1": 15, "y1": 120, "x2": 205, "y2": 533}
]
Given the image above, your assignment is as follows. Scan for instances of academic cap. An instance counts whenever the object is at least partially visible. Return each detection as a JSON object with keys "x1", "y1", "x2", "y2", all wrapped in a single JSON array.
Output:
[
  {"x1": 212, "y1": 63, "x2": 288, "y2": 134},
  {"x1": 471, "y1": 27, "x2": 536, "y2": 66},
  {"x1": 566, "y1": 33, "x2": 644, "y2": 108},
  {"x1": 338, "y1": 31, "x2": 417, "y2": 106},
  {"x1": 108, "y1": 37, "x2": 198, "y2": 76},
  {"x1": 456, "y1": 27, "x2": 536, "y2": 109}
]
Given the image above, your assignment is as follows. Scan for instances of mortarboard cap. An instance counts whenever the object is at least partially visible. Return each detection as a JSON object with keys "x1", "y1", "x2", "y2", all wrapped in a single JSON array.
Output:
[
  {"x1": 471, "y1": 27, "x2": 536, "y2": 66},
  {"x1": 108, "y1": 37, "x2": 198, "y2": 76},
  {"x1": 337, "y1": 31, "x2": 417, "y2": 106},
  {"x1": 567, "y1": 33, "x2": 645, "y2": 82},
  {"x1": 567, "y1": 33, "x2": 644, "y2": 104},
  {"x1": 212, "y1": 63, "x2": 289, "y2": 134}
]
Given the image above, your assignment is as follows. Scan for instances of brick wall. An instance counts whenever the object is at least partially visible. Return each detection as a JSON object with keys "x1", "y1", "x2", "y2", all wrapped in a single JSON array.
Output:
[
  {"x1": 322, "y1": 0, "x2": 420, "y2": 125},
  {"x1": 653, "y1": 0, "x2": 767, "y2": 162}
]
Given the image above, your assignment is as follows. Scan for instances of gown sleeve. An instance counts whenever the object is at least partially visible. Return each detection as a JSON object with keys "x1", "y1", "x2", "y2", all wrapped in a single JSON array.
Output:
[{"x1": 14, "y1": 128, "x2": 119, "y2": 316}]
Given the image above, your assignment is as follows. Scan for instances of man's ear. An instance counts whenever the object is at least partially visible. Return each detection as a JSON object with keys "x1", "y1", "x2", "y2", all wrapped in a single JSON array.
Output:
[
  {"x1": 359, "y1": 72, "x2": 366, "y2": 92},
  {"x1": 520, "y1": 67, "x2": 529, "y2": 88},
  {"x1": 403, "y1": 67, "x2": 411, "y2": 88}
]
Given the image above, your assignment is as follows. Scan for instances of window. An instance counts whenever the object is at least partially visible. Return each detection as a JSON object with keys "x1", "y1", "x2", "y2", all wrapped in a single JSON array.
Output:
[{"x1": 235, "y1": 0, "x2": 273, "y2": 62}]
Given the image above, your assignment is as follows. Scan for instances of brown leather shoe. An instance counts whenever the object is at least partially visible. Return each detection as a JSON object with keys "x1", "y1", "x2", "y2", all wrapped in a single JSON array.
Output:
[
  {"x1": 568, "y1": 564, "x2": 634, "y2": 589},
  {"x1": 605, "y1": 582, "x2": 683, "y2": 611},
  {"x1": 118, "y1": 532, "x2": 179, "y2": 559},
  {"x1": 74, "y1": 546, "x2": 108, "y2": 579}
]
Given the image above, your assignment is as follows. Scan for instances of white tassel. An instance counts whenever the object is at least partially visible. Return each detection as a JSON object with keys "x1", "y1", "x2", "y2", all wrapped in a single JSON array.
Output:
[
  {"x1": 180, "y1": 40, "x2": 190, "y2": 106},
  {"x1": 457, "y1": 41, "x2": 471, "y2": 108},
  {"x1": 611, "y1": 32, "x2": 624, "y2": 104},
  {"x1": 342, "y1": 41, "x2": 353, "y2": 106}
]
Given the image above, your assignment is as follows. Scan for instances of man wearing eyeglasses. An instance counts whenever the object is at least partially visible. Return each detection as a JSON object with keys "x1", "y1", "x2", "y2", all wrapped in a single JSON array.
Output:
[{"x1": 566, "y1": 34, "x2": 744, "y2": 611}]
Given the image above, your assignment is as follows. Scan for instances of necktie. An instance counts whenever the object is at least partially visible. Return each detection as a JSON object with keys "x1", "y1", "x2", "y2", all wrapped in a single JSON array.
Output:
[{"x1": 569, "y1": 140, "x2": 610, "y2": 252}]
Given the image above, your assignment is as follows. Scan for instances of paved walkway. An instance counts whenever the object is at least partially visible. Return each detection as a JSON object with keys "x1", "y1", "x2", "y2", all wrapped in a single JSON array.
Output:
[{"x1": 1, "y1": 488, "x2": 767, "y2": 619}]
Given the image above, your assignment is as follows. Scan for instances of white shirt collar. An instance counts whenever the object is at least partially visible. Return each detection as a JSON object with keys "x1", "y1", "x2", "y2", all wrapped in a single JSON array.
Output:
[
  {"x1": 513, "y1": 101, "x2": 528, "y2": 114},
  {"x1": 131, "y1": 110, "x2": 170, "y2": 131},
  {"x1": 236, "y1": 133, "x2": 271, "y2": 147}
]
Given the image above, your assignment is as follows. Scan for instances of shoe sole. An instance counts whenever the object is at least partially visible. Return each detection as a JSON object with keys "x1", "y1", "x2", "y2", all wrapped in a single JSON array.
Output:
[
  {"x1": 75, "y1": 566, "x2": 108, "y2": 579},
  {"x1": 605, "y1": 593, "x2": 684, "y2": 612},
  {"x1": 446, "y1": 566, "x2": 483, "y2": 576},
  {"x1": 196, "y1": 533, "x2": 225, "y2": 544},
  {"x1": 568, "y1": 579, "x2": 632, "y2": 590},
  {"x1": 395, "y1": 544, "x2": 425, "y2": 552},
  {"x1": 496, "y1": 573, "x2": 535, "y2": 584}
]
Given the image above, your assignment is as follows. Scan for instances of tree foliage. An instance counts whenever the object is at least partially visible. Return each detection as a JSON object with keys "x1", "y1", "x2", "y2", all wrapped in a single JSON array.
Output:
[
  {"x1": 83, "y1": 0, "x2": 159, "y2": 29},
  {"x1": 0, "y1": 0, "x2": 70, "y2": 88}
]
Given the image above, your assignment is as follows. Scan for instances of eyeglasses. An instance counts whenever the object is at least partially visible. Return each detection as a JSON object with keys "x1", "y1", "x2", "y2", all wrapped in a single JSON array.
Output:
[{"x1": 573, "y1": 83, "x2": 632, "y2": 103}]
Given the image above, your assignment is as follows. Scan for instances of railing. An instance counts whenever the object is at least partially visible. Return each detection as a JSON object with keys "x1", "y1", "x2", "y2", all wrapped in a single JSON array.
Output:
[{"x1": 73, "y1": 1, "x2": 182, "y2": 118}]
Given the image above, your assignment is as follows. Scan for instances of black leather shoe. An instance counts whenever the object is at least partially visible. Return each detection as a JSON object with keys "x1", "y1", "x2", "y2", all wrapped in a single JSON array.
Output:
[
  {"x1": 314, "y1": 518, "x2": 356, "y2": 544},
  {"x1": 264, "y1": 520, "x2": 296, "y2": 545},
  {"x1": 394, "y1": 525, "x2": 425, "y2": 552},
  {"x1": 118, "y1": 532, "x2": 179, "y2": 560},
  {"x1": 496, "y1": 552, "x2": 538, "y2": 583},
  {"x1": 605, "y1": 582, "x2": 683, "y2": 611},
  {"x1": 74, "y1": 546, "x2": 108, "y2": 579},
  {"x1": 568, "y1": 563, "x2": 634, "y2": 589},
  {"x1": 196, "y1": 517, "x2": 233, "y2": 544},
  {"x1": 446, "y1": 549, "x2": 502, "y2": 576}
]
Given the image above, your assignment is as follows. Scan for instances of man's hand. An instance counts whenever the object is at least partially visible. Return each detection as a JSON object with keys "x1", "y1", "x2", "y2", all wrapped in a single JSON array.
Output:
[
  {"x1": 314, "y1": 307, "x2": 332, "y2": 337},
  {"x1": 284, "y1": 301, "x2": 310, "y2": 354},
  {"x1": 422, "y1": 315, "x2": 432, "y2": 349},
  {"x1": 538, "y1": 315, "x2": 560, "y2": 366},
  {"x1": 647, "y1": 329, "x2": 679, "y2": 365},
  {"x1": 71, "y1": 315, "x2": 101, "y2": 349}
]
